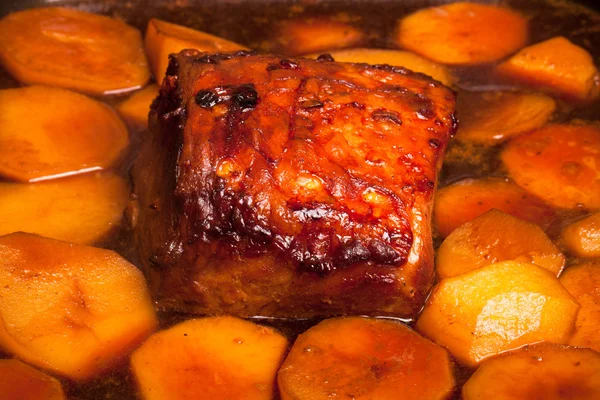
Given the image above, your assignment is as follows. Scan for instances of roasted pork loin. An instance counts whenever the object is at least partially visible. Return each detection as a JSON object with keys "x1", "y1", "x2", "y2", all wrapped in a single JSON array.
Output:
[{"x1": 133, "y1": 50, "x2": 456, "y2": 318}]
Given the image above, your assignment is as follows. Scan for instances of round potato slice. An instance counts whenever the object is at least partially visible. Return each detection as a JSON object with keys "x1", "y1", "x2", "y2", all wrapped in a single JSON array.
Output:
[
  {"x1": 0, "y1": 7, "x2": 149, "y2": 95},
  {"x1": 462, "y1": 343, "x2": 600, "y2": 400},
  {"x1": 278, "y1": 317, "x2": 455, "y2": 400},
  {"x1": 396, "y1": 2, "x2": 528, "y2": 65},
  {"x1": 0, "y1": 86, "x2": 129, "y2": 182},
  {"x1": 0, "y1": 172, "x2": 129, "y2": 244},
  {"x1": 131, "y1": 316, "x2": 288, "y2": 400},
  {"x1": 502, "y1": 124, "x2": 600, "y2": 209}
]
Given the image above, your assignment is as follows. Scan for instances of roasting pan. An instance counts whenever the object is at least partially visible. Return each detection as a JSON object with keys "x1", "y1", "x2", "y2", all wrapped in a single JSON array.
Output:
[{"x1": 0, "y1": 0, "x2": 598, "y2": 399}]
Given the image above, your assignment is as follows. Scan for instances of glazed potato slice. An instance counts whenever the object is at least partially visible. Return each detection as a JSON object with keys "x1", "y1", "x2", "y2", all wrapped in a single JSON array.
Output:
[
  {"x1": 278, "y1": 317, "x2": 455, "y2": 400},
  {"x1": 434, "y1": 178, "x2": 556, "y2": 238},
  {"x1": 274, "y1": 18, "x2": 365, "y2": 56},
  {"x1": 396, "y1": 2, "x2": 528, "y2": 65},
  {"x1": 497, "y1": 37, "x2": 600, "y2": 102},
  {"x1": 116, "y1": 84, "x2": 159, "y2": 131},
  {"x1": 0, "y1": 7, "x2": 149, "y2": 95},
  {"x1": 437, "y1": 209, "x2": 565, "y2": 279},
  {"x1": 456, "y1": 91, "x2": 556, "y2": 144},
  {"x1": 0, "y1": 172, "x2": 129, "y2": 244},
  {"x1": 502, "y1": 124, "x2": 600, "y2": 209},
  {"x1": 306, "y1": 48, "x2": 453, "y2": 86},
  {"x1": 131, "y1": 316, "x2": 288, "y2": 400},
  {"x1": 416, "y1": 261, "x2": 579, "y2": 367},
  {"x1": 0, "y1": 86, "x2": 129, "y2": 182},
  {"x1": 0, "y1": 359, "x2": 65, "y2": 400},
  {"x1": 145, "y1": 18, "x2": 247, "y2": 81},
  {"x1": 561, "y1": 212, "x2": 600, "y2": 258},
  {"x1": 559, "y1": 262, "x2": 600, "y2": 353},
  {"x1": 0, "y1": 233, "x2": 158, "y2": 381},
  {"x1": 462, "y1": 343, "x2": 600, "y2": 400}
]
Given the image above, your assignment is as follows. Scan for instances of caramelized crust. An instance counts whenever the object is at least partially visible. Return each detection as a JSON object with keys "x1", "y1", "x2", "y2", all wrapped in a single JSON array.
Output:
[{"x1": 133, "y1": 50, "x2": 456, "y2": 318}]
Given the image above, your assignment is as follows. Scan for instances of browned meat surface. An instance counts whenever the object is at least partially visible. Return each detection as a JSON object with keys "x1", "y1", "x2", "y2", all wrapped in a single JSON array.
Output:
[{"x1": 133, "y1": 50, "x2": 456, "y2": 318}]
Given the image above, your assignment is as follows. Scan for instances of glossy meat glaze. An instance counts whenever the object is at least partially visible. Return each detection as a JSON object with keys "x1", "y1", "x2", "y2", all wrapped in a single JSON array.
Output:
[{"x1": 133, "y1": 50, "x2": 457, "y2": 318}]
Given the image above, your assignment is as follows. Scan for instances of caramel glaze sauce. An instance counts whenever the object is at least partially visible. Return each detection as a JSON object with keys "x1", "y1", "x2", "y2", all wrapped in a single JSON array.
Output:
[{"x1": 0, "y1": 0, "x2": 598, "y2": 398}]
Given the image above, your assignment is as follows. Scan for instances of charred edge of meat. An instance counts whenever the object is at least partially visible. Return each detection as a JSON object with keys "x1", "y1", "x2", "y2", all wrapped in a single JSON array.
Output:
[
  {"x1": 191, "y1": 50, "x2": 259, "y2": 64},
  {"x1": 316, "y1": 53, "x2": 335, "y2": 62}
]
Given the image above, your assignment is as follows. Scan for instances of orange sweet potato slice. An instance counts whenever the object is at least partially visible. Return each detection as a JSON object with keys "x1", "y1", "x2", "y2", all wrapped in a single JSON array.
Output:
[
  {"x1": 278, "y1": 317, "x2": 455, "y2": 400},
  {"x1": 462, "y1": 343, "x2": 600, "y2": 400},
  {"x1": 306, "y1": 48, "x2": 453, "y2": 86},
  {"x1": 497, "y1": 36, "x2": 600, "y2": 102},
  {"x1": 0, "y1": 7, "x2": 149, "y2": 95},
  {"x1": 0, "y1": 359, "x2": 65, "y2": 400},
  {"x1": 456, "y1": 91, "x2": 556, "y2": 143},
  {"x1": 561, "y1": 212, "x2": 600, "y2": 258},
  {"x1": 0, "y1": 172, "x2": 129, "y2": 244},
  {"x1": 437, "y1": 209, "x2": 565, "y2": 279},
  {"x1": 396, "y1": 2, "x2": 528, "y2": 65},
  {"x1": 116, "y1": 84, "x2": 159, "y2": 131},
  {"x1": 145, "y1": 18, "x2": 247, "y2": 81},
  {"x1": 434, "y1": 177, "x2": 556, "y2": 238},
  {"x1": 559, "y1": 262, "x2": 600, "y2": 353},
  {"x1": 416, "y1": 261, "x2": 579, "y2": 367},
  {"x1": 131, "y1": 316, "x2": 288, "y2": 400},
  {"x1": 502, "y1": 124, "x2": 600, "y2": 209},
  {"x1": 274, "y1": 17, "x2": 365, "y2": 56},
  {"x1": 0, "y1": 85, "x2": 129, "y2": 182},
  {"x1": 0, "y1": 232, "x2": 158, "y2": 381}
]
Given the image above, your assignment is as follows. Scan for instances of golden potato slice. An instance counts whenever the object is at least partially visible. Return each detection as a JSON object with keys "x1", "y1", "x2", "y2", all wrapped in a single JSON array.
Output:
[
  {"x1": 502, "y1": 124, "x2": 600, "y2": 209},
  {"x1": 145, "y1": 18, "x2": 247, "y2": 81},
  {"x1": 274, "y1": 18, "x2": 365, "y2": 56},
  {"x1": 561, "y1": 212, "x2": 600, "y2": 258},
  {"x1": 0, "y1": 86, "x2": 129, "y2": 182},
  {"x1": 131, "y1": 316, "x2": 287, "y2": 400},
  {"x1": 116, "y1": 84, "x2": 159, "y2": 131},
  {"x1": 416, "y1": 261, "x2": 579, "y2": 367},
  {"x1": 456, "y1": 91, "x2": 556, "y2": 143},
  {"x1": 497, "y1": 36, "x2": 600, "y2": 102},
  {"x1": 462, "y1": 343, "x2": 600, "y2": 400},
  {"x1": 278, "y1": 317, "x2": 455, "y2": 400},
  {"x1": 437, "y1": 209, "x2": 565, "y2": 279},
  {"x1": 434, "y1": 178, "x2": 556, "y2": 238},
  {"x1": 0, "y1": 359, "x2": 65, "y2": 400},
  {"x1": 559, "y1": 262, "x2": 600, "y2": 353},
  {"x1": 0, "y1": 232, "x2": 158, "y2": 381},
  {"x1": 0, "y1": 172, "x2": 129, "y2": 244},
  {"x1": 305, "y1": 48, "x2": 453, "y2": 86},
  {"x1": 396, "y1": 2, "x2": 528, "y2": 65},
  {"x1": 0, "y1": 7, "x2": 149, "y2": 95}
]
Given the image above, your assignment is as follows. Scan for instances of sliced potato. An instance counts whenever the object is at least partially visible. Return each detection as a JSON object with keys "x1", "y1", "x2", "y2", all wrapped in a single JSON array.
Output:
[
  {"x1": 116, "y1": 84, "x2": 159, "y2": 131},
  {"x1": 497, "y1": 36, "x2": 600, "y2": 102},
  {"x1": 434, "y1": 177, "x2": 556, "y2": 238},
  {"x1": 416, "y1": 261, "x2": 579, "y2": 367},
  {"x1": 561, "y1": 212, "x2": 600, "y2": 258},
  {"x1": 274, "y1": 18, "x2": 365, "y2": 56},
  {"x1": 145, "y1": 18, "x2": 247, "y2": 81},
  {"x1": 305, "y1": 48, "x2": 453, "y2": 86},
  {"x1": 502, "y1": 124, "x2": 600, "y2": 209},
  {"x1": 0, "y1": 232, "x2": 158, "y2": 380},
  {"x1": 0, "y1": 359, "x2": 65, "y2": 400},
  {"x1": 0, "y1": 7, "x2": 149, "y2": 95},
  {"x1": 278, "y1": 317, "x2": 455, "y2": 400},
  {"x1": 437, "y1": 209, "x2": 565, "y2": 279},
  {"x1": 462, "y1": 343, "x2": 600, "y2": 400},
  {"x1": 396, "y1": 2, "x2": 528, "y2": 65},
  {"x1": 0, "y1": 86, "x2": 129, "y2": 182},
  {"x1": 131, "y1": 316, "x2": 287, "y2": 400},
  {"x1": 559, "y1": 262, "x2": 600, "y2": 353},
  {"x1": 0, "y1": 172, "x2": 129, "y2": 244},
  {"x1": 456, "y1": 91, "x2": 556, "y2": 143}
]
